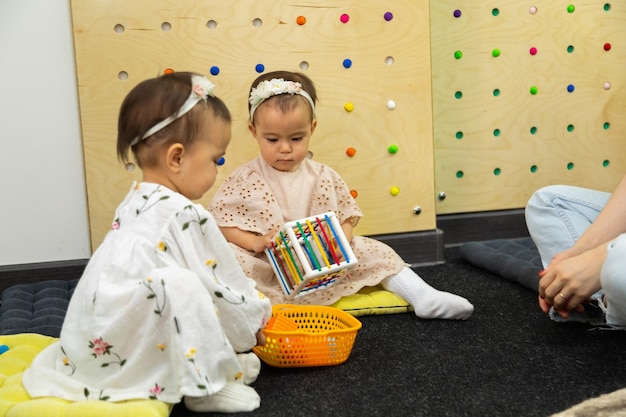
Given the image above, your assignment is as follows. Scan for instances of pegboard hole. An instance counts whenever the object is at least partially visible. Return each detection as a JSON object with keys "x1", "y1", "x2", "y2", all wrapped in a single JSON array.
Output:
[
  {"x1": 493, "y1": 88, "x2": 500, "y2": 97},
  {"x1": 456, "y1": 170, "x2": 464, "y2": 179},
  {"x1": 603, "y1": 122, "x2": 611, "y2": 130},
  {"x1": 493, "y1": 128, "x2": 501, "y2": 137},
  {"x1": 603, "y1": 160, "x2": 610, "y2": 167},
  {"x1": 299, "y1": 61, "x2": 309, "y2": 71},
  {"x1": 161, "y1": 22, "x2": 172, "y2": 32},
  {"x1": 604, "y1": 3, "x2": 611, "y2": 11},
  {"x1": 118, "y1": 71, "x2": 128, "y2": 81},
  {"x1": 567, "y1": 124, "x2": 575, "y2": 132},
  {"x1": 530, "y1": 126, "x2": 538, "y2": 135},
  {"x1": 567, "y1": 45, "x2": 575, "y2": 53},
  {"x1": 567, "y1": 162, "x2": 575, "y2": 170},
  {"x1": 530, "y1": 165, "x2": 538, "y2": 173},
  {"x1": 385, "y1": 56, "x2": 395, "y2": 66},
  {"x1": 207, "y1": 20, "x2": 217, "y2": 29},
  {"x1": 125, "y1": 162, "x2": 135, "y2": 172},
  {"x1": 454, "y1": 91, "x2": 463, "y2": 99},
  {"x1": 455, "y1": 131, "x2": 463, "y2": 140},
  {"x1": 114, "y1": 24, "x2": 125, "y2": 34},
  {"x1": 252, "y1": 18, "x2": 262, "y2": 27}
]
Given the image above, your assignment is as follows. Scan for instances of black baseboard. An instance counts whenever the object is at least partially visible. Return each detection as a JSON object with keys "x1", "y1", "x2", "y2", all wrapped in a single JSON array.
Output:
[
  {"x1": 0, "y1": 209, "x2": 530, "y2": 287},
  {"x1": 437, "y1": 208, "x2": 529, "y2": 246},
  {"x1": 373, "y1": 209, "x2": 529, "y2": 265},
  {"x1": 0, "y1": 259, "x2": 87, "y2": 293},
  {"x1": 370, "y1": 229, "x2": 445, "y2": 266}
]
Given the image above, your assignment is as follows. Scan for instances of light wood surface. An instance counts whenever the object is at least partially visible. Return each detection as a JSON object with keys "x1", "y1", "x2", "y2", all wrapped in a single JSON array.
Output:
[
  {"x1": 431, "y1": 1, "x2": 626, "y2": 213},
  {"x1": 71, "y1": 0, "x2": 626, "y2": 252},
  {"x1": 71, "y1": 0, "x2": 436, "y2": 250}
]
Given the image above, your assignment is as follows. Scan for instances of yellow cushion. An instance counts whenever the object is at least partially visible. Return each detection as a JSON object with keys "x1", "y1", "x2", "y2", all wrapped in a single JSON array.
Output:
[
  {"x1": 0, "y1": 334, "x2": 172, "y2": 417},
  {"x1": 331, "y1": 285, "x2": 413, "y2": 316}
]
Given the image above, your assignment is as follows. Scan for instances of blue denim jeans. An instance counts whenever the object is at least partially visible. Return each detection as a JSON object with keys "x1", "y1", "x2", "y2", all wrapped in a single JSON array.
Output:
[
  {"x1": 525, "y1": 185, "x2": 626, "y2": 326},
  {"x1": 525, "y1": 185, "x2": 611, "y2": 266}
]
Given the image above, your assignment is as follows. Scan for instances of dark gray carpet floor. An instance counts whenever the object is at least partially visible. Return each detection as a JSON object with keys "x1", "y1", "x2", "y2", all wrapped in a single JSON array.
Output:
[{"x1": 171, "y1": 246, "x2": 626, "y2": 417}]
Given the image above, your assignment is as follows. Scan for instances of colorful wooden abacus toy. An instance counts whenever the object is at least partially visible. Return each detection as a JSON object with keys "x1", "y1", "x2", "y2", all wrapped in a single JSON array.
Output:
[{"x1": 265, "y1": 211, "x2": 358, "y2": 300}]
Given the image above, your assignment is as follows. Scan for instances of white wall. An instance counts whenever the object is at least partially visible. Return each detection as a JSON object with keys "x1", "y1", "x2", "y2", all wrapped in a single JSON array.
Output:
[{"x1": 0, "y1": 1, "x2": 91, "y2": 266}]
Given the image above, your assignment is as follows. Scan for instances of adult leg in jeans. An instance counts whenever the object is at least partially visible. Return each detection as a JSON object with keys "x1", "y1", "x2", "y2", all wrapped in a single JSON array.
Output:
[
  {"x1": 601, "y1": 233, "x2": 626, "y2": 327},
  {"x1": 525, "y1": 185, "x2": 611, "y2": 268}
]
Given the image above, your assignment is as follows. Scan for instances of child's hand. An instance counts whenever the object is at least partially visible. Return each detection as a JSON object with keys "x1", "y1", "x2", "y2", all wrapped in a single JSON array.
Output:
[
  {"x1": 250, "y1": 229, "x2": 278, "y2": 253},
  {"x1": 255, "y1": 329, "x2": 267, "y2": 346}
]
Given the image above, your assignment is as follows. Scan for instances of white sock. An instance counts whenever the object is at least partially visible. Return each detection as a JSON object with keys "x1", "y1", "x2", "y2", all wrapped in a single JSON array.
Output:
[
  {"x1": 184, "y1": 383, "x2": 261, "y2": 413},
  {"x1": 237, "y1": 352, "x2": 261, "y2": 385},
  {"x1": 382, "y1": 267, "x2": 474, "y2": 320}
]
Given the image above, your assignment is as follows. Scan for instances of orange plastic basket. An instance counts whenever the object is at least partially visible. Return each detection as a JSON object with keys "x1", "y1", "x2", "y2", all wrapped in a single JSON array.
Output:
[{"x1": 253, "y1": 304, "x2": 362, "y2": 368}]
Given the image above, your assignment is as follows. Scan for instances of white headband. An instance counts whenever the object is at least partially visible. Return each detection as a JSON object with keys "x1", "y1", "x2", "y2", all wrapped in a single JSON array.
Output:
[
  {"x1": 130, "y1": 74, "x2": 215, "y2": 146},
  {"x1": 249, "y1": 78, "x2": 315, "y2": 122}
]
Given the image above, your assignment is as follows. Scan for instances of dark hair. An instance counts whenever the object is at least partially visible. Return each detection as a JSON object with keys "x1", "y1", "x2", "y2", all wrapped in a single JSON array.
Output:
[
  {"x1": 248, "y1": 70, "x2": 318, "y2": 124},
  {"x1": 117, "y1": 71, "x2": 231, "y2": 168}
]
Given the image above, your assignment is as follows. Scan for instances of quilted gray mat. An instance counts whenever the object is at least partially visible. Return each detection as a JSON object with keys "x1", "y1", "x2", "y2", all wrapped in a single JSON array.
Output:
[{"x1": 459, "y1": 237, "x2": 542, "y2": 292}]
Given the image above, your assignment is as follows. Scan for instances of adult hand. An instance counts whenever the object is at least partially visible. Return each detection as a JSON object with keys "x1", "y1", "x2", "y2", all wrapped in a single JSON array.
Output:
[{"x1": 537, "y1": 244, "x2": 607, "y2": 317}]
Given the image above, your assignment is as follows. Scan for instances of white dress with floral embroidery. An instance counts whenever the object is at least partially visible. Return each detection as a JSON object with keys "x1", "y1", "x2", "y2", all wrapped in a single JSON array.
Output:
[
  {"x1": 209, "y1": 157, "x2": 406, "y2": 306},
  {"x1": 23, "y1": 182, "x2": 271, "y2": 404}
]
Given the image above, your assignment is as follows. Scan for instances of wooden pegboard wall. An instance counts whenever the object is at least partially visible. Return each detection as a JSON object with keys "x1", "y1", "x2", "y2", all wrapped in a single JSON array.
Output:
[
  {"x1": 70, "y1": 0, "x2": 435, "y2": 250},
  {"x1": 431, "y1": 1, "x2": 626, "y2": 214}
]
